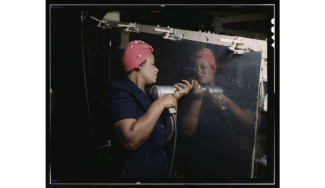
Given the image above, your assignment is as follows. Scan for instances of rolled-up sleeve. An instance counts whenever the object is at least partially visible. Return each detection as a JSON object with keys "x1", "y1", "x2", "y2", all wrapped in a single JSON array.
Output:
[{"x1": 105, "y1": 89, "x2": 138, "y2": 125}]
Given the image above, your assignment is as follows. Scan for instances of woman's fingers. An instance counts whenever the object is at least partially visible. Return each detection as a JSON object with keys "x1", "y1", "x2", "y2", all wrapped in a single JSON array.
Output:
[
  {"x1": 174, "y1": 83, "x2": 188, "y2": 92},
  {"x1": 193, "y1": 81, "x2": 200, "y2": 89},
  {"x1": 189, "y1": 80, "x2": 195, "y2": 90},
  {"x1": 212, "y1": 94, "x2": 227, "y2": 106},
  {"x1": 181, "y1": 79, "x2": 190, "y2": 86},
  {"x1": 161, "y1": 94, "x2": 176, "y2": 108},
  {"x1": 172, "y1": 80, "x2": 196, "y2": 99},
  {"x1": 173, "y1": 84, "x2": 183, "y2": 91},
  {"x1": 174, "y1": 83, "x2": 185, "y2": 88},
  {"x1": 181, "y1": 79, "x2": 195, "y2": 91}
]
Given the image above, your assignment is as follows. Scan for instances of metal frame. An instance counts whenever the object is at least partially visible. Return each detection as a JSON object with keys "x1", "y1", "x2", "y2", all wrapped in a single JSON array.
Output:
[{"x1": 92, "y1": 12, "x2": 268, "y2": 178}]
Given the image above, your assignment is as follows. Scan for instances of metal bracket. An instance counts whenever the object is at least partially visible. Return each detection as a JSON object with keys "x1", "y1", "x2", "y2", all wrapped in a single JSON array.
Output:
[
  {"x1": 155, "y1": 26, "x2": 183, "y2": 41},
  {"x1": 219, "y1": 36, "x2": 254, "y2": 54},
  {"x1": 90, "y1": 16, "x2": 110, "y2": 29},
  {"x1": 99, "y1": 140, "x2": 112, "y2": 148},
  {"x1": 117, "y1": 22, "x2": 139, "y2": 33},
  {"x1": 256, "y1": 155, "x2": 267, "y2": 167}
]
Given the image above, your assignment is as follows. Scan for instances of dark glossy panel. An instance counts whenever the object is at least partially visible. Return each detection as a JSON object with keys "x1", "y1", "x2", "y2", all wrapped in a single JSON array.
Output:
[{"x1": 107, "y1": 31, "x2": 262, "y2": 178}]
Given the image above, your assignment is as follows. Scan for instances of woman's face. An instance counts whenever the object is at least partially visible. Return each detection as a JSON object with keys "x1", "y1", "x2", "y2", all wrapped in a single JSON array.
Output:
[
  {"x1": 193, "y1": 57, "x2": 216, "y2": 86},
  {"x1": 139, "y1": 53, "x2": 159, "y2": 85}
]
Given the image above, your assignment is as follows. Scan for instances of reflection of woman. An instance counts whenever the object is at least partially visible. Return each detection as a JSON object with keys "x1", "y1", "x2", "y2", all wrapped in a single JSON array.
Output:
[
  {"x1": 179, "y1": 48, "x2": 254, "y2": 178},
  {"x1": 105, "y1": 40, "x2": 193, "y2": 178}
]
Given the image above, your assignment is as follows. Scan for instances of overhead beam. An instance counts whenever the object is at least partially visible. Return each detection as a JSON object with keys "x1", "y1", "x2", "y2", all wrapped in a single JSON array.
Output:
[
  {"x1": 217, "y1": 12, "x2": 267, "y2": 23},
  {"x1": 221, "y1": 28, "x2": 267, "y2": 40},
  {"x1": 213, "y1": 11, "x2": 243, "y2": 16},
  {"x1": 196, "y1": 11, "x2": 243, "y2": 16}
]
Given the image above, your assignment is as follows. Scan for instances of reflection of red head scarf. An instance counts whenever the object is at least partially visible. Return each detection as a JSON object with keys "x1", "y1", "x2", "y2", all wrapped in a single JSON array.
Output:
[
  {"x1": 122, "y1": 40, "x2": 154, "y2": 73},
  {"x1": 193, "y1": 48, "x2": 216, "y2": 70}
]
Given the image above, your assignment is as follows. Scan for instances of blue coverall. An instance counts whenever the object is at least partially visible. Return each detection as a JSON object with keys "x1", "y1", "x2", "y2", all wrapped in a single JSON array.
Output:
[{"x1": 105, "y1": 75, "x2": 173, "y2": 178}]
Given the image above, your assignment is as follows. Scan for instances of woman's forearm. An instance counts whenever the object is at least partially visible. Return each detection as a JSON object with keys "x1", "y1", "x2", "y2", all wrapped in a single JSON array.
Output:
[
  {"x1": 180, "y1": 99, "x2": 202, "y2": 135},
  {"x1": 119, "y1": 100, "x2": 165, "y2": 150},
  {"x1": 226, "y1": 99, "x2": 255, "y2": 126}
]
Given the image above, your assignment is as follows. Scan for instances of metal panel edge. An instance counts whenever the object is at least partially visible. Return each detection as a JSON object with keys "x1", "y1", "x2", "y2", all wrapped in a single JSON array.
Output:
[{"x1": 102, "y1": 20, "x2": 267, "y2": 54}]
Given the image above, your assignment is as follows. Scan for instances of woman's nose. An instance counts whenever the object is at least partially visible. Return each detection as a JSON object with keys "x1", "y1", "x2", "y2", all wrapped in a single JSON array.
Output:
[{"x1": 197, "y1": 68, "x2": 202, "y2": 74}]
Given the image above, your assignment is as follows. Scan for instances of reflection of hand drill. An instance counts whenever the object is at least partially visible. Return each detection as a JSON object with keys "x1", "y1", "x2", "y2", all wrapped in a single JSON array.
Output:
[
  {"x1": 203, "y1": 86, "x2": 226, "y2": 109},
  {"x1": 202, "y1": 86, "x2": 223, "y2": 96}
]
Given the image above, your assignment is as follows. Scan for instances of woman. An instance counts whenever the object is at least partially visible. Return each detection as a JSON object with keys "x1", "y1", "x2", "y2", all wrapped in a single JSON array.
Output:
[
  {"x1": 178, "y1": 48, "x2": 255, "y2": 178},
  {"x1": 105, "y1": 40, "x2": 194, "y2": 178}
]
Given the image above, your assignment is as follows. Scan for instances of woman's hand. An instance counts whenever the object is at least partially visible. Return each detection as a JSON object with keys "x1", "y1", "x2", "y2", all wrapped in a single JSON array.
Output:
[
  {"x1": 156, "y1": 94, "x2": 177, "y2": 109},
  {"x1": 173, "y1": 80, "x2": 195, "y2": 100},
  {"x1": 211, "y1": 93, "x2": 231, "y2": 107},
  {"x1": 191, "y1": 80, "x2": 204, "y2": 100},
  {"x1": 212, "y1": 94, "x2": 255, "y2": 126}
]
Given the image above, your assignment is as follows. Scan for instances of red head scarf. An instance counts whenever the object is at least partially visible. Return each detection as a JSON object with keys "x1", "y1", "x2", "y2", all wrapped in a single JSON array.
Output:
[
  {"x1": 193, "y1": 48, "x2": 216, "y2": 70},
  {"x1": 121, "y1": 40, "x2": 154, "y2": 73}
]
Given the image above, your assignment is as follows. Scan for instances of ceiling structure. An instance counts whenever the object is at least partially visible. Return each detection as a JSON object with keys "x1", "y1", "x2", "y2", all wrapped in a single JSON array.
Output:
[{"x1": 114, "y1": 7, "x2": 271, "y2": 40}]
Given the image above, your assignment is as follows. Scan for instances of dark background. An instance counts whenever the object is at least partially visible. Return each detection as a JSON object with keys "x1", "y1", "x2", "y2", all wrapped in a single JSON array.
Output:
[{"x1": 48, "y1": 4, "x2": 273, "y2": 184}]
